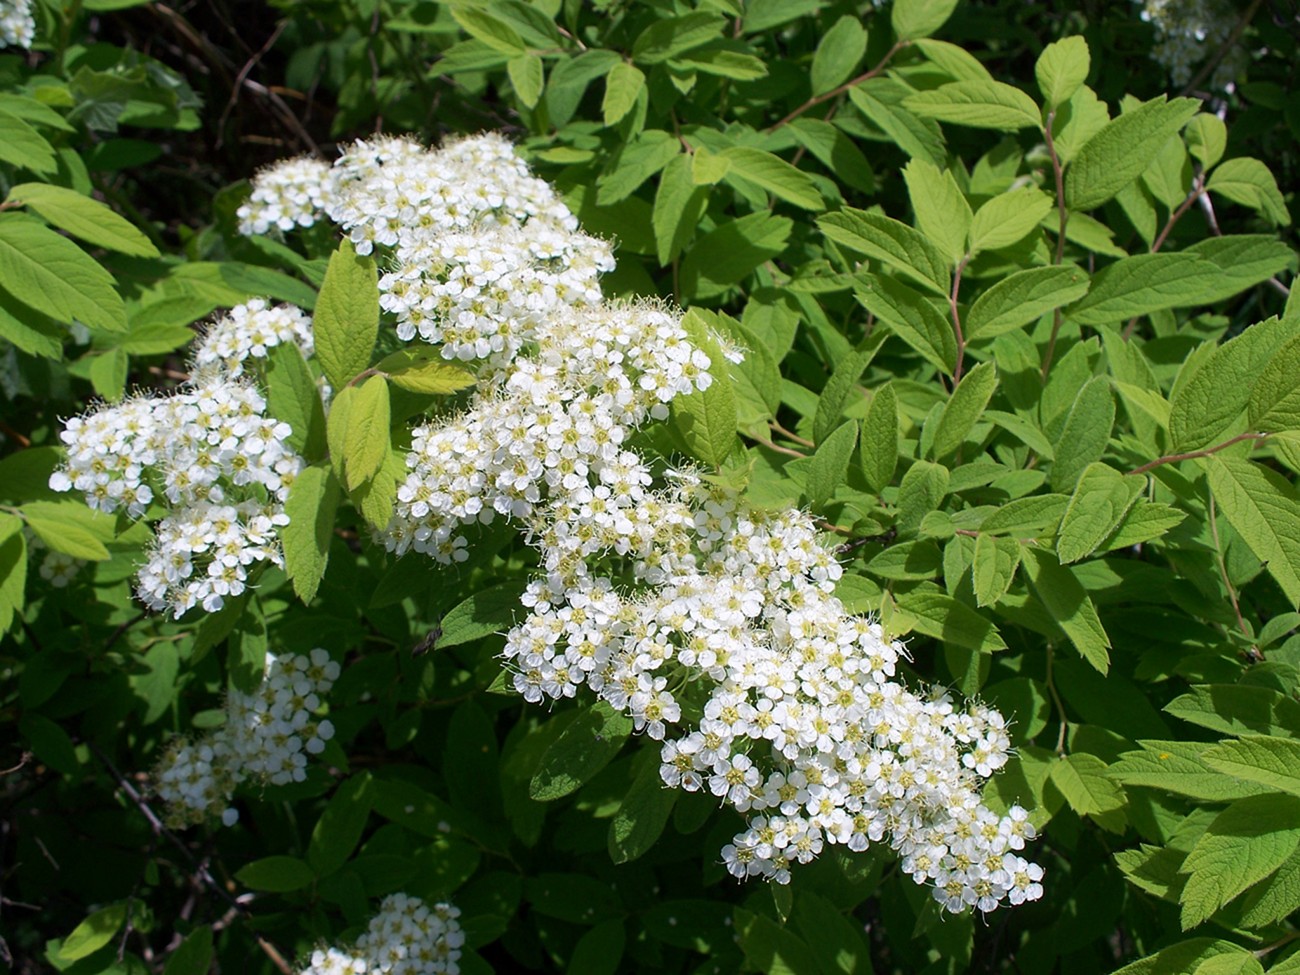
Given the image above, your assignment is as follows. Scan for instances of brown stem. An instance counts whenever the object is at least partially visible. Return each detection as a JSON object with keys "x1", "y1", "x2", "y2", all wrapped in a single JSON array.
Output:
[
  {"x1": 1179, "y1": 0, "x2": 1263, "y2": 96},
  {"x1": 88, "y1": 744, "x2": 296, "y2": 975},
  {"x1": 1129, "y1": 431, "x2": 1267, "y2": 476},
  {"x1": 770, "y1": 420, "x2": 815, "y2": 448},
  {"x1": 1208, "y1": 494, "x2": 1252, "y2": 640},
  {"x1": 767, "y1": 40, "x2": 907, "y2": 132},
  {"x1": 749, "y1": 435, "x2": 807, "y2": 459}
]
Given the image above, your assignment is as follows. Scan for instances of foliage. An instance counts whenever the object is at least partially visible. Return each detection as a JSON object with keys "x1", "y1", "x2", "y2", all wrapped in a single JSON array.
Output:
[{"x1": 2, "y1": 1, "x2": 1300, "y2": 974}]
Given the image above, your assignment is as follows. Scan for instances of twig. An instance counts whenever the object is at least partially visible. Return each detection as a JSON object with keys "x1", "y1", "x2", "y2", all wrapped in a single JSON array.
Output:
[
  {"x1": 748, "y1": 435, "x2": 807, "y2": 459},
  {"x1": 1208, "y1": 495, "x2": 1252, "y2": 641},
  {"x1": 88, "y1": 744, "x2": 296, "y2": 975},
  {"x1": 767, "y1": 40, "x2": 907, "y2": 132},
  {"x1": 1044, "y1": 644, "x2": 1069, "y2": 757},
  {"x1": 1179, "y1": 0, "x2": 1264, "y2": 97},
  {"x1": 1128, "y1": 431, "x2": 1267, "y2": 476},
  {"x1": 216, "y1": 21, "x2": 286, "y2": 149},
  {"x1": 770, "y1": 421, "x2": 815, "y2": 448}
]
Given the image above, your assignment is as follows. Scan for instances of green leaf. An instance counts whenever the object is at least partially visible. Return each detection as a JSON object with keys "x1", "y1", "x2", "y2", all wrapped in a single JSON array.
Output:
[
  {"x1": 675, "y1": 47, "x2": 768, "y2": 80},
  {"x1": 235, "y1": 855, "x2": 317, "y2": 893},
  {"x1": 508, "y1": 53, "x2": 544, "y2": 108},
  {"x1": 1237, "y1": 843, "x2": 1300, "y2": 929},
  {"x1": 569, "y1": 919, "x2": 627, "y2": 975},
  {"x1": 892, "y1": 583, "x2": 1006, "y2": 652},
  {"x1": 913, "y1": 38, "x2": 994, "y2": 82},
  {"x1": 902, "y1": 158, "x2": 970, "y2": 263},
  {"x1": 847, "y1": 79, "x2": 946, "y2": 166},
  {"x1": 980, "y1": 494, "x2": 1069, "y2": 537},
  {"x1": 811, "y1": 16, "x2": 867, "y2": 96},
  {"x1": 691, "y1": 145, "x2": 731, "y2": 185},
  {"x1": 376, "y1": 346, "x2": 478, "y2": 395},
  {"x1": 679, "y1": 211, "x2": 791, "y2": 300},
  {"x1": 787, "y1": 118, "x2": 876, "y2": 193},
  {"x1": 163, "y1": 926, "x2": 214, "y2": 975},
  {"x1": 1056, "y1": 462, "x2": 1144, "y2": 563},
  {"x1": 968, "y1": 188, "x2": 1053, "y2": 254},
  {"x1": 282, "y1": 465, "x2": 340, "y2": 604},
  {"x1": 653, "y1": 155, "x2": 708, "y2": 265},
  {"x1": 0, "y1": 216, "x2": 126, "y2": 332},
  {"x1": 1165, "y1": 685, "x2": 1300, "y2": 739},
  {"x1": 965, "y1": 265, "x2": 1090, "y2": 341},
  {"x1": 897, "y1": 460, "x2": 950, "y2": 536},
  {"x1": 905, "y1": 80, "x2": 1043, "y2": 131},
  {"x1": 890, "y1": 0, "x2": 959, "y2": 40},
  {"x1": 819, "y1": 208, "x2": 950, "y2": 296},
  {"x1": 813, "y1": 338, "x2": 883, "y2": 445},
  {"x1": 531, "y1": 701, "x2": 633, "y2": 801},
  {"x1": 546, "y1": 49, "x2": 621, "y2": 127},
  {"x1": 59, "y1": 902, "x2": 128, "y2": 962},
  {"x1": 8, "y1": 183, "x2": 158, "y2": 257},
  {"x1": 0, "y1": 515, "x2": 27, "y2": 634},
  {"x1": 860, "y1": 383, "x2": 899, "y2": 492},
  {"x1": 1067, "y1": 253, "x2": 1218, "y2": 325},
  {"x1": 670, "y1": 311, "x2": 738, "y2": 467},
  {"x1": 439, "y1": 582, "x2": 526, "y2": 648},
  {"x1": 314, "y1": 239, "x2": 379, "y2": 391},
  {"x1": 1248, "y1": 334, "x2": 1300, "y2": 436},
  {"x1": 1179, "y1": 794, "x2": 1300, "y2": 929},
  {"x1": 806, "y1": 421, "x2": 858, "y2": 508},
  {"x1": 1169, "y1": 316, "x2": 1290, "y2": 452},
  {"x1": 21, "y1": 500, "x2": 111, "y2": 560},
  {"x1": 1183, "y1": 236, "x2": 1296, "y2": 305},
  {"x1": 854, "y1": 273, "x2": 956, "y2": 375},
  {"x1": 1023, "y1": 547, "x2": 1111, "y2": 672},
  {"x1": 1051, "y1": 376, "x2": 1114, "y2": 491},
  {"x1": 1185, "y1": 114, "x2": 1227, "y2": 169},
  {"x1": 307, "y1": 773, "x2": 374, "y2": 878},
  {"x1": 933, "y1": 361, "x2": 997, "y2": 458},
  {"x1": 450, "y1": 6, "x2": 526, "y2": 55},
  {"x1": 1049, "y1": 752, "x2": 1126, "y2": 818},
  {"x1": 609, "y1": 749, "x2": 677, "y2": 864},
  {"x1": 0, "y1": 110, "x2": 57, "y2": 174},
  {"x1": 20, "y1": 712, "x2": 80, "y2": 775},
  {"x1": 266, "y1": 341, "x2": 326, "y2": 460},
  {"x1": 88, "y1": 347, "x2": 128, "y2": 400},
  {"x1": 632, "y1": 13, "x2": 724, "y2": 64},
  {"x1": 1202, "y1": 736, "x2": 1300, "y2": 799},
  {"x1": 339, "y1": 375, "x2": 391, "y2": 491},
  {"x1": 1204, "y1": 456, "x2": 1300, "y2": 607},
  {"x1": 1036, "y1": 35, "x2": 1090, "y2": 108},
  {"x1": 972, "y1": 533, "x2": 1021, "y2": 607},
  {"x1": 597, "y1": 130, "x2": 680, "y2": 204},
  {"x1": 1065, "y1": 96, "x2": 1201, "y2": 210},
  {"x1": 721, "y1": 147, "x2": 822, "y2": 211},
  {"x1": 1207, "y1": 157, "x2": 1291, "y2": 227},
  {"x1": 602, "y1": 61, "x2": 644, "y2": 125},
  {"x1": 1110, "y1": 740, "x2": 1270, "y2": 802}
]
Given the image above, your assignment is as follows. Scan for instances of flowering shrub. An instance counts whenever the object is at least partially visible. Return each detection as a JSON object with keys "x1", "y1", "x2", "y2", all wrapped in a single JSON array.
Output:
[{"x1": 2, "y1": 1, "x2": 1300, "y2": 974}]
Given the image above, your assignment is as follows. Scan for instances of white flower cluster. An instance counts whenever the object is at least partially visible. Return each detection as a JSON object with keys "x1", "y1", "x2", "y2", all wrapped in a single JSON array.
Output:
[
  {"x1": 0, "y1": 0, "x2": 34, "y2": 48},
  {"x1": 503, "y1": 472, "x2": 1043, "y2": 914},
  {"x1": 192, "y1": 298, "x2": 315, "y2": 381},
  {"x1": 1136, "y1": 0, "x2": 1239, "y2": 86},
  {"x1": 49, "y1": 376, "x2": 302, "y2": 616},
  {"x1": 237, "y1": 156, "x2": 334, "y2": 236},
  {"x1": 301, "y1": 894, "x2": 464, "y2": 975},
  {"x1": 155, "y1": 649, "x2": 339, "y2": 827}
]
